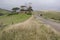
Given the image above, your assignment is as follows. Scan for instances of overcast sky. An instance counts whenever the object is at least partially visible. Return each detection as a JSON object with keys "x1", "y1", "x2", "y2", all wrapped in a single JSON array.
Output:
[{"x1": 0, "y1": 0, "x2": 60, "y2": 11}]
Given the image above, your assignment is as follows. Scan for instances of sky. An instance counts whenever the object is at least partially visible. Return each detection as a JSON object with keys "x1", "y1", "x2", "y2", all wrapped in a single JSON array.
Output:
[{"x1": 0, "y1": 0, "x2": 60, "y2": 11}]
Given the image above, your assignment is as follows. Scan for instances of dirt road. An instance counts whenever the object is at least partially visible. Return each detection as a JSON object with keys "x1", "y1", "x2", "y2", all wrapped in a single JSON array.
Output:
[{"x1": 35, "y1": 15, "x2": 60, "y2": 32}]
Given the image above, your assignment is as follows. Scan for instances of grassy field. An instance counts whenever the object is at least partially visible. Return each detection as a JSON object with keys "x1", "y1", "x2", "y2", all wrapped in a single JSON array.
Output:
[
  {"x1": 41, "y1": 11, "x2": 60, "y2": 23},
  {"x1": 0, "y1": 14, "x2": 31, "y2": 26},
  {"x1": 0, "y1": 9, "x2": 60, "y2": 40},
  {"x1": 0, "y1": 17, "x2": 60, "y2": 40}
]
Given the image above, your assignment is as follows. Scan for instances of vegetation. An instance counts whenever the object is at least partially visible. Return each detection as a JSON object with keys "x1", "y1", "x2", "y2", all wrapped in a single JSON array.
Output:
[
  {"x1": 12, "y1": 7, "x2": 20, "y2": 12},
  {"x1": 41, "y1": 11, "x2": 60, "y2": 23},
  {"x1": 0, "y1": 18, "x2": 60, "y2": 40},
  {"x1": 0, "y1": 7, "x2": 60, "y2": 40},
  {"x1": 20, "y1": 5, "x2": 33, "y2": 14},
  {"x1": 0, "y1": 14, "x2": 31, "y2": 26},
  {"x1": 27, "y1": 6, "x2": 33, "y2": 15},
  {"x1": 0, "y1": 8, "x2": 32, "y2": 27}
]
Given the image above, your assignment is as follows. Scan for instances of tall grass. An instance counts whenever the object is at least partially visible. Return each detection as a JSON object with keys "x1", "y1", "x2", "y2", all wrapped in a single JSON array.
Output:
[{"x1": 0, "y1": 18, "x2": 60, "y2": 40}]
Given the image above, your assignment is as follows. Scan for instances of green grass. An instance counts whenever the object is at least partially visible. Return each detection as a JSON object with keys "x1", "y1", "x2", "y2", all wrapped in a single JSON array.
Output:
[{"x1": 0, "y1": 14, "x2": 31, "y2": 25}]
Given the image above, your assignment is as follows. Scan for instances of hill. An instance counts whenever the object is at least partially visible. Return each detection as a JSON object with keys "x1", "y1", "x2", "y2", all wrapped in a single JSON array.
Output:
[
  {"x1": 0, "y1": 8, "x2": 11, "y2": 15},
  {"x1": 0, "y1": 8, "x2": 11, "y2": 12},
  {"x1": 0, "y1": 16, "x2": 60, "y2": 40}
]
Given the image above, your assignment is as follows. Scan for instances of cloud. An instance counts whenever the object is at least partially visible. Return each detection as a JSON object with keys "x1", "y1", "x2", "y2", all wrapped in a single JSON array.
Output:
[{"x1": 0, "y1": 0, "x2": 60, "y2": 10}]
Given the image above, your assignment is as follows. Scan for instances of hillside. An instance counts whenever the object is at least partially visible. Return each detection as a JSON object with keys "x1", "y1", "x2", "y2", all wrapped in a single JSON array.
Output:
[
  {"x1": 0, "y1": 16, "x2": 60, "y2": 40},
  {"x1": 0, "y1": 8, "x2": 11, "y2": 15}
]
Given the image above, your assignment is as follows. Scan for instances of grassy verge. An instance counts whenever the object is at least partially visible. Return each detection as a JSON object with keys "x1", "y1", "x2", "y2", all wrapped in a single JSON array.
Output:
[
  {"x1": 0, "y1": 14, "x2": 31, "y2": 25},
  {"x1": 0, "y1": 17, "x2": 60, "y2": 40}
]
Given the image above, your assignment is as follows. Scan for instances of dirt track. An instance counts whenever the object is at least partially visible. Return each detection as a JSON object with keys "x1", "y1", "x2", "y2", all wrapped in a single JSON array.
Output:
[{"x1": 35, "y1": 15, "x2": 60, "y2": 32}]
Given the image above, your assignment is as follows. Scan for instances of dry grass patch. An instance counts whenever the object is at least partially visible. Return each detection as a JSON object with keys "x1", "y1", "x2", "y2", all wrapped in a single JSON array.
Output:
[{"x1": 0, "y1": 16, "x2": 60, "y2": 40}]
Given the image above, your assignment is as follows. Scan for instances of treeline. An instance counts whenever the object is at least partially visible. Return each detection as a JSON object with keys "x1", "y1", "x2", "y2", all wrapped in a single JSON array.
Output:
[{"x1": 8, "y1": 5, "x2": 33, "y2": 15}]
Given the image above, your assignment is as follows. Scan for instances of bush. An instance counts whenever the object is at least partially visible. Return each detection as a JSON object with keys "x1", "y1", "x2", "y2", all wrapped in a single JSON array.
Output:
[
  {"x1": 40, "y1": 14, "x2": 43, "y2": 16},
  {"x1": 7, "y1": 12, "x2": 18, "y2": 16},
  {"x1": 51, "y1": 17, "x2": 55, "y2": 19}
]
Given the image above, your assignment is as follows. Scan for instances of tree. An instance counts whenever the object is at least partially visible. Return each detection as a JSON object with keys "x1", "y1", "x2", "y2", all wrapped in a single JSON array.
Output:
[
  {"x1": 12, "y1": 7, "x2": 20, "y2": 12},
  {"x1": 20, "y1": 6, "x2": 27, "y2": 11},
  {"x1": 20, "y1": 3, "x2": 33, "y2": 14},
  {"x1": 27, "y1": 6, "x2": 33, "y2": 15}
]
